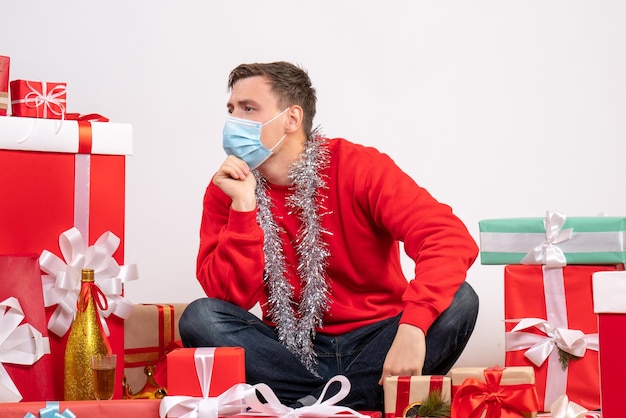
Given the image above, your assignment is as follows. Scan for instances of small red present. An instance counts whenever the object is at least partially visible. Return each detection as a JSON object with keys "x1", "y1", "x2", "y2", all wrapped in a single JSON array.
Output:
[
  {"x1": 450, "y1": 366, "x2": 539, "y2": 418},
  {"x1": 10, "y1": 79, "x2": 67, "y2": 119},
  {"x1": 504, "y1": 264, "x2": 622, "y2": 411},
  {"x1": 0, "y1": 254, "x2": 55, "y2": 402},
  {"x1": 592, "y1": 270, "x2": 626, "y2": 418},
  {"x1": 0, "y1": 56, "x2": 9, "y2": 116},
  {"x1": 166, "y1": 347, "x2": 245, "y2": 397},
  {"x1": 383, "y1": 375, "x2": 451, "y2": 418}
]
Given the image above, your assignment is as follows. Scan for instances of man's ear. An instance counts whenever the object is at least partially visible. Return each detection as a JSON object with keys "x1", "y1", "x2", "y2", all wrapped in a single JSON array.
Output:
[{"x1": 285, "y1": 106, "x2": 303, "y2": 134}]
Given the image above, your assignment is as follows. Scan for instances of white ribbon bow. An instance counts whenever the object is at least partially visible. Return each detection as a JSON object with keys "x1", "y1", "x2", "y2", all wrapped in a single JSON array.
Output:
[
  {"x1": 12, "y1": 80, "x2": 67, "y2": 119},
  {"x1": 505, "y1": 317, "x2": 598, "y2": 367},
  {"x1": 159, "y1": 347, "x2": 250, "y2": 418},
  {"x1": 0, "y1": 297, "x2": 51, "y2": 402},
  {"x1": 521, "y1": 211, "x2": 573, "y2": 268},
  {"x1": 245, "y1": 375, "x2": 368, "y2": 418},
  {"x1": 550, "y1": 394, "x2": 600, "y2": 418},
  {"x1": 39, "y1": 227, "x2": 139, "y2": 337},
  {"x1": 159, "y1": 348, "x2": 367, "y2": 418}
]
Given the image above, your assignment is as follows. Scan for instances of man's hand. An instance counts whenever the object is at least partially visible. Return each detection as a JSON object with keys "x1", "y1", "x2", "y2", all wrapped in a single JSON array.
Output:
[
  {"x1": 213, "y1": 155, "x2": 257, "y2": 212},
  {"x1": 379, "y1": 323, "x2": 426, "y2": 384}
]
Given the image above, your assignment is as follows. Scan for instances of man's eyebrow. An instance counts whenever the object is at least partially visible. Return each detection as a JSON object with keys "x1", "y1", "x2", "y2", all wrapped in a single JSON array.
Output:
[{"x1": 227, "y1": 99, "x2": 260, "y2": 109}]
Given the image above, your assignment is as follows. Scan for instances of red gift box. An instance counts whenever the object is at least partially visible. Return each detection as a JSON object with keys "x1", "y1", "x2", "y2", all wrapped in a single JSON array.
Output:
[
  {"x1": 0, "y1": 254, "x2": 55, "y2": 401},
  {"x1": 166, "y1": 347, "x2": 245, "y2": 397},
  {"x1": 504, "y1": 264, "x2": 622, "y2": 412},
  {"x1": 383, "y1": 375, "x2": 451, "y2": 418},
  {"x1": 10, "y1": 79, "x2": 67, "y2": 119},
  {"x1": 0, "y1": 116, "x2": 132, "y2": 400},
  {"x1": 592, "y1": 270, "x2": 626, "y2": 418},
  {"x1": 0, "y1": 56, "x2": 9, "y2": 116},
  {"x1": 450, "y1": 366, "x2": 539, "y2": 418}
]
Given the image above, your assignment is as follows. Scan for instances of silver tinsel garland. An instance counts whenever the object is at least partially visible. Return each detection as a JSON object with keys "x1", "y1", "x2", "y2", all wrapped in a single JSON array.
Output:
[{"x1": 254, "y1": 131, "x2": 331, "y2": 375}]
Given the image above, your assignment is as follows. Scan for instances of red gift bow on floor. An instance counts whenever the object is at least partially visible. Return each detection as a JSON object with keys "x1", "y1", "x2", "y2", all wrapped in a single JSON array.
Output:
[{"x1": 451, "y1": 366, "x2": 539, "y2": 418}]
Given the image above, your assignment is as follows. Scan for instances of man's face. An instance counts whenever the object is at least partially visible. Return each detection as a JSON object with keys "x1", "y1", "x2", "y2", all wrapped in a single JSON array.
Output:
[{"x1": 226, "y1": 76, "x2": 286, "y2": 150}]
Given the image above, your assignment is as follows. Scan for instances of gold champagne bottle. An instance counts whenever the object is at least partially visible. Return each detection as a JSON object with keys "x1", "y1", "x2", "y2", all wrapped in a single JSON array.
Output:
[{"x1": 64, "y1": 268, "x2": 111, "y2": 400}]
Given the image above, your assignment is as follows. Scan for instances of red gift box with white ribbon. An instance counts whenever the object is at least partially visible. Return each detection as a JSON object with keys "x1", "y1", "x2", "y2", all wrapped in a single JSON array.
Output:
[
  {"x1": 0, "y1": 254, "x2": 54, "y2": 402},
  {"x1": 0, "y1": 115, "x2": 134, "y2": 400},
  {"x1": 10, "y1": 79, "x2": 67, "y2": 119},
  {"x1": 504, "y1": 264, "x2": 622, "y2": 412},
  {"x1": 592, "y1": 270, "x2": 626, "y2": 418}
]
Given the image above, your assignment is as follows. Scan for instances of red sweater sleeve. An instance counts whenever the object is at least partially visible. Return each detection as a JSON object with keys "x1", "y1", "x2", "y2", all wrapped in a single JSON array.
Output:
[
  {"x1": 363, "y1": 151, "x2": 477, "y2": 332},
  {"x1": 195, "y1": 181, "x2": 265, "y2": 310}
]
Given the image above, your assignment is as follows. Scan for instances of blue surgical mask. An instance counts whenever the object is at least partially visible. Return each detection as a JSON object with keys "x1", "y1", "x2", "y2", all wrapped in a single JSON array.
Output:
[{"x1": 222, "y1": 108, "x2": 289, "y2": 169}]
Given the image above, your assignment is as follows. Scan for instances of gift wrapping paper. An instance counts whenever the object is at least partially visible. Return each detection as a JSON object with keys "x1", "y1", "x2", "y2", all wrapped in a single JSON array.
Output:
[
  {"x1": 0, "y1": 55, "x2": 9, "y2": 115},
  {"x1": 383, "y1": 375, "x2": 451, "y2": 418},
  {"x1": 450, "y1": 366, "x2": 539, "y2": 418},
  {"x1": 479, "y1": 214, "x2": 626, "y2": 265},
  {"x1": 0, "y1": 254, "x2": 55, "y2": 401},
  {"x1": 166, "y1": 347, "x2": 245, "y2": 397},
  {"x1": 124, "y1": 303, "x2": 187, "y2": 394},
  {"x1": 0, "y1": 118, "x2": 132, "y2": 399},
  {"x1": 10, "y1": 79, "x2": 67, "y2": 119},
  {"x1": 504, "y1": 265, "x2": 622, "y2": 411},
  {"x1": 2, "y1": 399, "x2": 160, "y2": 418},
  {"x1": 592, "y1": 271, "x2": 626, "y2": 418}
]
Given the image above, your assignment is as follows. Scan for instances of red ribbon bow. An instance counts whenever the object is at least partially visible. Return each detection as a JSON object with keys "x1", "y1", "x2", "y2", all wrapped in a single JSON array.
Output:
[
  {"x1": 76, "y1": 281, "x2": 113, "y2": 354},
  {"x1": 451, "y1": 366, "x2": 539, "y2": 418},
  {"x1": 65, "y1": 113, "x2": 109, "y2": 154}
]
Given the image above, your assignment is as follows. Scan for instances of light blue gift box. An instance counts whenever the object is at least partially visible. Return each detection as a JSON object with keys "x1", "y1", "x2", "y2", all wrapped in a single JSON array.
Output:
[{"x1": 479, "y1": 213, "x2": 626, "y2": 265}]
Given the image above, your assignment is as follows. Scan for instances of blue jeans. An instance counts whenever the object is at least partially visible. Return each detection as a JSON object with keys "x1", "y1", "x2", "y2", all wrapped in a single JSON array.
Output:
[{"x1": 179, "y1": 281, "x2": 478, "y2": 412}]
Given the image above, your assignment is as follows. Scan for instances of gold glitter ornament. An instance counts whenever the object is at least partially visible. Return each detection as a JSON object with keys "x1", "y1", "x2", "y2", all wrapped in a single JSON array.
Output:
[{"x1": 64, "y1": 269, "x2": 112, "y2": 400}]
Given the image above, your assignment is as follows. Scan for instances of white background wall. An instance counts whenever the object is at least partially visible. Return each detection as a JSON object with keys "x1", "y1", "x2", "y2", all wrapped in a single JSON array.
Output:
[{"x1": 4, "y1": 1, "x2": 625, "y2": 369}]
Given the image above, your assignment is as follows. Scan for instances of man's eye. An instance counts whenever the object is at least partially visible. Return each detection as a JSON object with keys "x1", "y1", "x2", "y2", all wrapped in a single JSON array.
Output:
[{"x1": 244, "y1": 106, "x2": 253, "y2": 112}]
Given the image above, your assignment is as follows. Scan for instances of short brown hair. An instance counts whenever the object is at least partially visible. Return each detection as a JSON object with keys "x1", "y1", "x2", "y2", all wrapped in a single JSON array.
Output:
[{"x1": 228, "y1": 62, "x2": 317, "y2": 137}]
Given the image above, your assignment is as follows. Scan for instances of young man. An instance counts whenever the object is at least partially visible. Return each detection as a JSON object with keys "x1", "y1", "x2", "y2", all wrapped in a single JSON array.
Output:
[{"x1": 179, "y1": 61, "x2": 479, "y2": 411}]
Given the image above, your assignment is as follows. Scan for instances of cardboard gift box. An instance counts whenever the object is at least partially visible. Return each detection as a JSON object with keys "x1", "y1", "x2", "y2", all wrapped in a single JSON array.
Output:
[
  {"x1": 592, "y1": 270, "x2": 626, "y2": 418},
  {"x1": 10, "y1": 79, "x2": 67, "y2": 119},
  {"x1": 166, "y1": 347, "x2": 245, "y2": 397},
  {"x1": 0, "y1": 115, "x2": 133, "y2": 400},
  {"x1": 383, "y1": 375, "x2": 451, "y2": 418},
  {"x1": 0, "y1": 254, "x2": 55, "y2": 402},
  {"x1": 450, "y1": 366, "x2": 539, "y2": 418},
  {"x1": 479, "y1": 212, "x2": 626, "y2": 265},
  {"x1": 504, "y1": 264, "x2": 622, "y2": 411},
  {"x1": 0, "y1": 55, "x2": 9, "y2": 116},
  {"x1": 124, "y1": 303, "x2": 187, "y2": 394}
]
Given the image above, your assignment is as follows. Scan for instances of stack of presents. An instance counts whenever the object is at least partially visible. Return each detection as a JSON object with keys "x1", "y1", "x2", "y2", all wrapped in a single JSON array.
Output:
[{"x1": 1, "y1": 53, "x2": 625, "y2": 417}]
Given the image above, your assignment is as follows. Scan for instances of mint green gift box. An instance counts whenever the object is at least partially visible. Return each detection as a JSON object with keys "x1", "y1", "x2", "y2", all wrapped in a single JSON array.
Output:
[{"x1": 479, "y1": 213, "x2": 626, "y2": 265}]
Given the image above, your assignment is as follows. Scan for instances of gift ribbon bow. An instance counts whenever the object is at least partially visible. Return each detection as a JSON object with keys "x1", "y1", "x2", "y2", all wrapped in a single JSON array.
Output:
[
  {"x1": 451, "y1": 366, "x2": 539, "y2": 418},
  {"x1": 505, "y1": 318, "x2": 598, "y2": 367},
  {"x1": 158, "y1": 348, "x2": 367, "y2": 418},
  {"x1": 520, "y1": 211, "x2": 573, "y2": 268},
  {"x1": 12, "y1": 81, "x2": 67, "y2": 119},
  {"x1": 39, "y1": 227, "x2": 139, "y2": 337},
  {"x1": 549, "y1": 394, "x2": 600, "y2": 418},
  {"x1": 24, "y1": 401, "x2": 76, "y2": 418},
  {"x1": 0, "y1": 297, "x2": 51, "y2": 403},
  {"x1": 159, "y1": 347, "x2": 250, "y2": 418},
  {"x1": 245, "y1": 375, "x2": 368, "y2": 418}
]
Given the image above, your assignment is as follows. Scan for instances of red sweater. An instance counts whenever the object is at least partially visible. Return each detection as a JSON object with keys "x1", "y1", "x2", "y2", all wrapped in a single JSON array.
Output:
[{"x1": 197, "y1": 138, "x2": 477, "y2": 335}]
